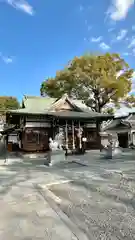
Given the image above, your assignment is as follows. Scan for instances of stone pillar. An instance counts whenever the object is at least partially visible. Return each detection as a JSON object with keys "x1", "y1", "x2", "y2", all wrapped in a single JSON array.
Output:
[
  {"x1": 72, "y1": 120, "x2": 75, "y2": 149},
  {"x1": 78, "y1": 121, "x2": 82, "y2": 149}
]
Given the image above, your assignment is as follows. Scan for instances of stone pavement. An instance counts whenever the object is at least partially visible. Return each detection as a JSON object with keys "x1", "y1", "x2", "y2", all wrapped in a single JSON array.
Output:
[
  {"x1": 0, "y1": 162, "x2": 85, "y2": 240},
  {"x1": 1, "y1": 151, "x2": 135, "y2": 239}
]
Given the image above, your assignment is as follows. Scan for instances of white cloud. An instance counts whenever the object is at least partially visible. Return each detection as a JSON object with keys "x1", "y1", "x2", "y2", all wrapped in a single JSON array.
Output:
[
  {"x1": 132, "y1": 71, "x2": 135, "y2": 82},
  {"x1": 0, "y1": 53, "x2": 14, "y2": 64},
  {"x1": 99, "y1": 42, "x2": 110, "y2": 50},
  {"x1": 132, "y1": 25, "x2": 135, "y2": 30},
  {"x1": 5, "y1": 0, "x2": 34, "y2": 15},
  {"x1": 87, "y1": 25, "x2": 92, "y2": 31},
  {"x1": 131, "y1": 71, "x2": 135, "y2": 91},
  {"x1": 84, "y1": 20, "x2": 92, "y2": 31},
  {"x1": 3, "y1": 56, "x2": 13, "y2": 64},
  {"x1": 128, "y1": 37, "x2": 135, "y2": 48},
  {"x1": 116, "y1": 29, "x2": 128, "y2": 40},
  {"x1": 132, "y1": 71, "x2": 135, "y2": 78},
  {"x1": 91, "y1": 36, "x2": 102, "y2": 42},
  {"x1": 132, "y1": 48, "x2": 135, "y2": 55},
  {"x1": 123, "y1": 52, "x2": 130, "y2": 56},
  {"x1": 108, "y1": 27, "x2": 115, "y2": 32},
  {"x1": 79, "y1": 4, "x2": 84, "y2": 12},
  {"x1": 84, "y1": 19, "x2": 88, "y2": 25},
  {"x1": 107, "y1": 0, "x2": 134, "y2": 21}
]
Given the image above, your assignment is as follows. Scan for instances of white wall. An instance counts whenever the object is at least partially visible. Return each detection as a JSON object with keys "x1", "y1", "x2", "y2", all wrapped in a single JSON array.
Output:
[
  {"x1": 26, "y1": 116, "x2": 49, "y2": 122},
  {"x1": 25, "y1": 116, "x2": 51, "y2": 128},
  {"x1": 25, "y1": 122, "x2": 51, "y2": 128},
  {"x1": 0, "y1": 123, "x2": 4, "y2": 132},
  {"x1": 85, "y1": 123, "x2": 96, "y2": 128},
  {"x1": 131, "y1": 130, "x2": 135, "y2": 145},
  {"x1": 8, "y1": 134, "x2": 18, "y2": 143}
]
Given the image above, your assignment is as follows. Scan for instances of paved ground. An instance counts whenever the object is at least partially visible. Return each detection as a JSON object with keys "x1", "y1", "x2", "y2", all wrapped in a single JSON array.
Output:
[{"x1": 1, "y1": 150, "x2": 135, "y2": 239}]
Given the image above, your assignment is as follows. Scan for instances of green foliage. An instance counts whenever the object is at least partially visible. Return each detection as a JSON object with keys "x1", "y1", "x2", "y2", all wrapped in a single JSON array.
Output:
[
  {"x1": 125, "y1": 95, "x2": 135, "y2": 107},
  {"x1": 103, "y1": 107, "x2": 115, "y2": 115},
  {"x1": 0, "y1": 96, "x2": 20, "y2": 111},
  {"x1": 40, "y1": 53, "x2": 133, "y2": 112}
]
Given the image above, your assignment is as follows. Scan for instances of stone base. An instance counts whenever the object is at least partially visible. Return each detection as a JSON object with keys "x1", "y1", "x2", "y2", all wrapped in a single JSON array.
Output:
[
  {"x1": 101, "y1": 147, "x2": 122, "y2": 159},
  {"x1": 49, "y1": 150, "x2": 65, "y2": 166},
  {"x1": 43, "y1": 153, "x2": 51, "y2": 166},
  {"x1": 20, "y1": 152, "x2": 48, "y2": 159}
]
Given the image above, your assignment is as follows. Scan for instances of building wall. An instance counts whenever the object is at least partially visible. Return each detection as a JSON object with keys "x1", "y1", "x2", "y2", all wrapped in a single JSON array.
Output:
[
  {"x1": 130, "y1": 130, "x2": 135, "y2": 145},
  {"x1": 84, "y1": 128, "x2": 100, "y2": 149},
  {"x1": 22, "y1": 127, "x2": 51, "y2": 152},
  {"x1": 132, "y1": 132, "x2": 135, "y2": 145},
  {"x1": 7, "y1": 112, "x2": 105, "y2": 152},
  {"x1": 25, "y1": 122, "x2": 51, "y2": 128},
  {"x1": 105, "y1": 129, "x2": 131, "y2": 148},
  {"x1": 0, "y1": 123, "x2": 4, "y2": 132},
  {"x1": 8, "y1": 134, "x2": 18, "y2": 143},
  {"x1": 20, "y1": 115, "x2": 51, "y2": 152},
  {"x1": 0, "y1": 113, "x2": 6, "y2": 132}
]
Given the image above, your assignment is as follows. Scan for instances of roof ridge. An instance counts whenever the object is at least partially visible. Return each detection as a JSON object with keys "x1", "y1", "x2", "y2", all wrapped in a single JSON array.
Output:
[{"x1": 23, "y1": 95, "x2": 55, "y2": 100}]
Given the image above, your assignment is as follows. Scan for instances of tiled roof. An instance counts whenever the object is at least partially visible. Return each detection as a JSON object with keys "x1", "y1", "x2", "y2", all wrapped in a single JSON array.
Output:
[
  {"x1": 103, "y1": 119, "x2": 131, "y2": 131},
  {"x1": 22, "y1": 95, "x2": 93, "y2": 112},
  {"x1": 47, "y1": 111, "x2": 112, "y2": 120},
  {"x1": 69, "y1": 99, "x2": 92, "y2": 112},
  {"x1": 8, "y1": 108, "x2": 112, "y2": 120},
  {"x1": 22, "y1": 95, "x2": 56, "y2": 111},
  {"x1": 7, "y1": 95, "x2": 112, "y2": 121},
  {"x1": 20, "y1": 96, "x2": 85, "y2": 114},
  {"x1": 7, "y1": 108, "x2": 48, "y2": 115}
]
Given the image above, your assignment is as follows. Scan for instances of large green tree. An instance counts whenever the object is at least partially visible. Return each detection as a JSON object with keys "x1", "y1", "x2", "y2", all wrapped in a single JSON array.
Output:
[
  {"x1": 40, "y1": 53, "x2": 134, "y2": 112},
  {"x1": 125, "y1": 94, "x2": 135, "y2": 107},
  {"x1": 0, "y1": 96, "x2": 20, "y2": 111}
]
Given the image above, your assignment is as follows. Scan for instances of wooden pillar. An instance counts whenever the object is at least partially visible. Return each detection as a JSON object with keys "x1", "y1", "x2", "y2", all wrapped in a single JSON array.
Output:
[
  {"x1": 37, "y1": 131, "x2": 40, "y2": 145},
  {"x1": 72, "y1": 120, "x2": 75, "y2": 149},
  {"x1": 65, "y1": 120, "x2": 68, "y2": 149},
  {"x1": 78, "y1": 121, "x2": 82, "y2": 149},
  {"x1": 52, "y1": 118, "x2": 55, "y2": 139},
  {"x1": 96, "y1": 119, "x2": 101, "y2": 150},
  {"x1": 128, "y1": 130, "x2": 131, "y2": 147},
  {"x1": 131, "y1": 131, "x2": 135, "y2": 145}
]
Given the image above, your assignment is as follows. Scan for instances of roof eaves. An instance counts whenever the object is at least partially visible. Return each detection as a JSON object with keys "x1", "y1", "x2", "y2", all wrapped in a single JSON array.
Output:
[
  {"x1": 103, "y1": 119, "x2": 120, "y2": 131},
  {"x1": 121, "y1": 120, "x2": 131, "y2": 127},
  {"x1": 47, "y1": 110, "x2": 112, "y2": 120},
  {"x1": 103, "y1": 118, "x2": 131, "y2": 131}
]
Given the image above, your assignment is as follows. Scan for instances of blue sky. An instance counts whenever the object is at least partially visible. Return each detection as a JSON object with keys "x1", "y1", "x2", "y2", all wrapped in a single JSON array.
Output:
[{"x1": 0, "y1": 0, "x2": 135, "y2": 102}]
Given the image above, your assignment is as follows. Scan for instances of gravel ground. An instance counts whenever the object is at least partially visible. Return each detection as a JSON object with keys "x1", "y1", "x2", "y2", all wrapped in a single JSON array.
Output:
[
  {"x1": 48, "y1": 151, "x2": 135, "y2": 240},
  {"x1": 1, "y1": 150, "x2": 135, "y2": 239}
]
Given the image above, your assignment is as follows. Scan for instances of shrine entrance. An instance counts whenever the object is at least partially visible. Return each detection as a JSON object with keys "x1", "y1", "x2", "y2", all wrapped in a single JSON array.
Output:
[
  {"x1": 118, "y1": 132, "x2": 128, "y2": 148},
  {"x1": 52, "y1": 120, "x2": 88, "y2": 153}
]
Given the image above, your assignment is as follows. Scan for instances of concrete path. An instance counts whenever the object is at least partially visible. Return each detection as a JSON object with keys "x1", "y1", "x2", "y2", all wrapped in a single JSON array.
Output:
[
  {"x1": 1, "y1": 151, "x2": 135, "y2": 239},
  {"x1": 0, "y1": 163, "x2": 81, "y2": 240}
]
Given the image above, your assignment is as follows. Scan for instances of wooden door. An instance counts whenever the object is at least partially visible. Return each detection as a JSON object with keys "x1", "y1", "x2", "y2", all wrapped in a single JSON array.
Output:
[{"x1": 22, "y1": 128, "x2": 50, "y2": 152}]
